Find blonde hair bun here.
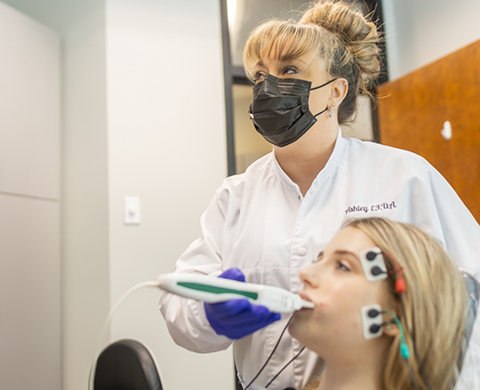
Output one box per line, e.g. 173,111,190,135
300,1,381,82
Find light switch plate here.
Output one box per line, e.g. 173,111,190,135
124,197,140,224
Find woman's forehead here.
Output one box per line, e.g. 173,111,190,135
325,227,376,255
259,35,320,62
254,51,324,71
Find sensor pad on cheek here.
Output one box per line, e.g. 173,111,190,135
360,247,387,282
361,304,383,340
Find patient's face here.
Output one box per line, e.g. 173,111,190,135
289,226,394,358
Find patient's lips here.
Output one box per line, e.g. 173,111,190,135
298,291,314,308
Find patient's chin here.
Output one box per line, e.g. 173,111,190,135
288,315,323,349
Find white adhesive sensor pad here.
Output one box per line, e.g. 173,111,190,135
361,304,383,340
360,247,387,282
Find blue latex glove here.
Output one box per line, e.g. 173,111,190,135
204,268,281,339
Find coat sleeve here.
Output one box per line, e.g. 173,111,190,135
419,160,480,279
158,185,235,353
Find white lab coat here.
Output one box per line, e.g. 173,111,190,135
159,129,480,389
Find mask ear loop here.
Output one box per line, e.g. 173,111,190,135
310,77,337,91
310,78,337,119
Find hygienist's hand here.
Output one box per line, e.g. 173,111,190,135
204,268,281,339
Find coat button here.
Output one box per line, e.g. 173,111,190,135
297,247,306,256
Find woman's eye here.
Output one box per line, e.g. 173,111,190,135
283,66,298,75
254,72,265,82
336,261,350,272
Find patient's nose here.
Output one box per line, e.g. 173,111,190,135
299,264,319,288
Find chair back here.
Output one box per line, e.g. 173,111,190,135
94,339,163,390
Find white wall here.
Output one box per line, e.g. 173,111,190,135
2,0,232,389
0,2,61,389
105,1,233,389
382,0,480,80
60,3,110,390
3,3,112,389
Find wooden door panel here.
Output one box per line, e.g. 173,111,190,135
378,58,455,184
378,40,480,222
443,43,480,218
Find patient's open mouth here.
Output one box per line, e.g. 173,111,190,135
298,291,312,302
297,292,315,310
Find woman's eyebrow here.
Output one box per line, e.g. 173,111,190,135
279,58,309,67
294,58,308,65
334,250,360,262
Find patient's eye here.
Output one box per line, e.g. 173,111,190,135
336,261,350,272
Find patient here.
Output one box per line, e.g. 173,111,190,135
289,218,468,390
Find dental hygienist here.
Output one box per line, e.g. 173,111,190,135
159,1,480,389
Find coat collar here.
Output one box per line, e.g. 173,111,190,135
272,128,348,196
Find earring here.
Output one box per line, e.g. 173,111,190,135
329,102,335,118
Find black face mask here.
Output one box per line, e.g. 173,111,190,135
248,74,337,147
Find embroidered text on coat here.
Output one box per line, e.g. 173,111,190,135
345,201,397,215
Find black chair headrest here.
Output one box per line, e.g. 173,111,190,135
94,339,163,390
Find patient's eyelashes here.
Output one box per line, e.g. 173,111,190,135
336,261,350,272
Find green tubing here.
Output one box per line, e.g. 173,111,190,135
177,282,259,300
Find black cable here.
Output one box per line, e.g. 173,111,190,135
400,294,433,390
265,346,306,388
406,361,421,390
244,316,294,390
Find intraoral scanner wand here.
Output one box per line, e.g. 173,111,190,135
157,273,315,313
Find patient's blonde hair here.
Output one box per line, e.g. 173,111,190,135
345,218,468,390
244,0,382,124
